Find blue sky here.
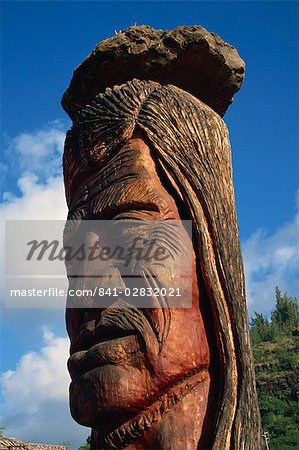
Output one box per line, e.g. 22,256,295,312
1,1,298,447
2,1,298,235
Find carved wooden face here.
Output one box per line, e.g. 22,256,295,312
65,132,209,430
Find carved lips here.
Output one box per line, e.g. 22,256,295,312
68,331,140,380
67,299,159,381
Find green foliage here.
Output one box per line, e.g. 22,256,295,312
76,287,298,450
250,312,272,344
276,347,298,370
0,425,6,436
78,436,91,450
258,393,299,449
251,287,299,449
271,287,299,331
251,287,298,345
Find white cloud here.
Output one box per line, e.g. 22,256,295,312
0,123,68,302
0,174,66,221
0,328,89,448
0,122,298,446
1,121,68,220
5,121,65,183
0,124,84,445
242,211,299,317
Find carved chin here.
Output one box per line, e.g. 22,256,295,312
69,364,154,428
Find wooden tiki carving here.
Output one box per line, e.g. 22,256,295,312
62,26,262,449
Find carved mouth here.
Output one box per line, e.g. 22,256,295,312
70,321,133,355
68,332,140,380
70,299,161,354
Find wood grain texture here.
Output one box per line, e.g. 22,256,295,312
61,25,245,120
63,79,262,448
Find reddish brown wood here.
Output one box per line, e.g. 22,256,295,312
62,26,262,450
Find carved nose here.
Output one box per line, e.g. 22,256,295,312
66,264,126,342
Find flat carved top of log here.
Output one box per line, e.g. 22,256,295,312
62,25,245,120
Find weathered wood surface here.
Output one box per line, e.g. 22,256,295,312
62,25,245,120
62,26,261,450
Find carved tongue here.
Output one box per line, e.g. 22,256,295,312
68,334,140,380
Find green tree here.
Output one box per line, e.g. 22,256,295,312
258,393,298,449
250,287,298,344
271,287,298,331
250,311,272,344
251,288,299,450
78,436,91,450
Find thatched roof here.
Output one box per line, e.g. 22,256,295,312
0,437,66,450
